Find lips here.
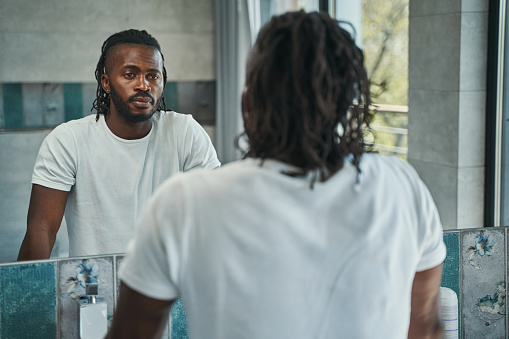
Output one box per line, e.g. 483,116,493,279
130,96,153,108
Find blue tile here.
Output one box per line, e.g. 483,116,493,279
461,229,506,338
64,83,83,122
0,261,57,338
3,83,23,129
442,231,460,296
164,82,178,111
171,298,189,339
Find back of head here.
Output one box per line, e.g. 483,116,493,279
243,11,372,180
92,29,168,118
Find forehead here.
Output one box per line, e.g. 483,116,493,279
105,43,163,72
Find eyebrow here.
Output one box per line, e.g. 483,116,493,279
122,65,162,74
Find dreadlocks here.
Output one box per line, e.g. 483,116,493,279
242,11,373,181
92,29,168,120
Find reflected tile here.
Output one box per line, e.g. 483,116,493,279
461,229,506,338
0,261,57,338
171,298,189,339
58,256,114,338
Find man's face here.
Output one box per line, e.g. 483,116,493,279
101,44,164,123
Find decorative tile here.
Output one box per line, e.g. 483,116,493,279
461,229,506,338
22,83,44,127
171,298,189,339
42,83,64,127
0,261,57,339
58,256,114,338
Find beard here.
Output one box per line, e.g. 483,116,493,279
109,84,162,123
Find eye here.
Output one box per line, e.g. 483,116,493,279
149,74,160,80
124,73,135,79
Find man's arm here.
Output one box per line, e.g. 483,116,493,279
408,264,444,339
106,282,175,339
17,184,69,261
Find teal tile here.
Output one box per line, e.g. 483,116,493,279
64,83,83,122
164,82,178,111
442,231,460,296
42,84,64,127
3,83,23,129
0,261,57,338
171,298,189,339
0,84,4,128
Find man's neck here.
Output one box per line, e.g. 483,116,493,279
104,113,153,140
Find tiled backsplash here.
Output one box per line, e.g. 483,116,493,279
1,227,508,339
0,81,216,131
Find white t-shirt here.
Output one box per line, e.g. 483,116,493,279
32,111,220,257
119,154,446,339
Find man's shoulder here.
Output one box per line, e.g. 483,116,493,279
47,114,99,139
153,110,191,124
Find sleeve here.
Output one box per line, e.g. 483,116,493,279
181,115,221,171
412,169,447,272
31,124,77,191
118,176,188,300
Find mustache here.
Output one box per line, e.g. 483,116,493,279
129,93,154,102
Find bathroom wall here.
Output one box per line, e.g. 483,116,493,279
408,0,488,229
0,0,216,264
0,227,507,338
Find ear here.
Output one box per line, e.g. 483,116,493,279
101,74,110,94
241,87,251,122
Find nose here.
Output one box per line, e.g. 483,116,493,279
135,76,150,92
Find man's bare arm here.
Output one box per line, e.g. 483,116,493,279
17,184,69,261
106,282,175,339
408,264,444,339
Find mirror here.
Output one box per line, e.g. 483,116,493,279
0,0,217,263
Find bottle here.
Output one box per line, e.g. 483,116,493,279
439,287,458,339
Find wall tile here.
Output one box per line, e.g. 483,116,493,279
58,256,115,338
459,12,489,91
127,0,214,34
461,229,506,338
177,81,216,125
0,131,48,182
409,15,461,91
458,91,486,167
3,83,23,129
457,167,485,228
82,83,98,117
165,82,179,111
22,83,44,127
0,0,129,33
157,33,215,81
462,0,490,13
0,261,57,338
0,83,4,128
408,89,459,166
408,160,458,229
64,83,84,122
42,83,65,127
0,32,103,83
409,0,460,18
171,298,189,339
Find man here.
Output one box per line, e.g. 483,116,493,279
17,29,220,260
108,12,445,339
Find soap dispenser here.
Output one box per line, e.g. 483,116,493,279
77,282,107,339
